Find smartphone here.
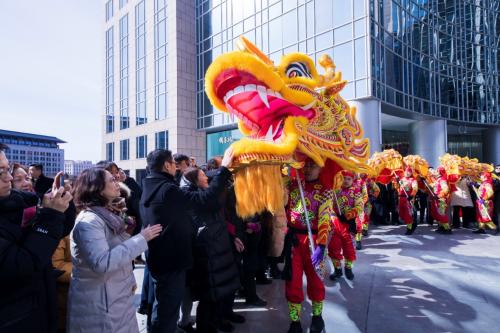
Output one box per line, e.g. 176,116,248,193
60,175,65,188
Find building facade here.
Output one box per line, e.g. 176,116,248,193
64,160,94,176
102,0,204,182
0,129,65,177
196,0,500,166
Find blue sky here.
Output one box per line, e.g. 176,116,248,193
0,1,102,162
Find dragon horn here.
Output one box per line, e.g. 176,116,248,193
236,36,274,66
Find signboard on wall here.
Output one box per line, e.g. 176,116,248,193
206,129,243,159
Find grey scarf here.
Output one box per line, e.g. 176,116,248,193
89,206,127,235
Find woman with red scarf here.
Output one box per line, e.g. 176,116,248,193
431,166,451,234
473,172,497,234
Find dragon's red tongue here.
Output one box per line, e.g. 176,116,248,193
226,91,315,139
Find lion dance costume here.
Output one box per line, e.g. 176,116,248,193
204,36,371,333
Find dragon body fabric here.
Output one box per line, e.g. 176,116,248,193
205,37,370,218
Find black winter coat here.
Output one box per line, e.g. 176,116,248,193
140,168,231,278
124,176,143,234
183,184,240,302
0,190,68,333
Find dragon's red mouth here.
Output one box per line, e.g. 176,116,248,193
213,69,315,141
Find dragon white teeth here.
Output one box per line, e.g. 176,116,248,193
257,85,270,108
244,84,257,92
265,126,274,141
234,85,245,95
224,89,234,103
301,100,316,110
272,120,282,138
230,113,235,122
275,92,283,99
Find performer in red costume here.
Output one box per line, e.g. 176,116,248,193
284,159,332,333
397,166,418,235
328,170,363,281
353,174,368,250
431,166,451,234
472,172,497,234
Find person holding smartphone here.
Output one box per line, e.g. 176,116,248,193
0,143,73,333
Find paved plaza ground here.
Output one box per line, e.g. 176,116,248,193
134,224,500,333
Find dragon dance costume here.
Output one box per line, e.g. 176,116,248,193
474,172,497,232
430,166,451,232
328,170,363,280
284,177,332,332
397,167,418,232
353,176,368,249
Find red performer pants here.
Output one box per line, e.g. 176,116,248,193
285,234,325,304
398,196,413,225
328,219,356,263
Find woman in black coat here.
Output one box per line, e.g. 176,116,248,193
181,167,241,333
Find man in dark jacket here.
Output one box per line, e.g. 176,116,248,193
140,148,234,333
29,163,54,199
0,143,73,333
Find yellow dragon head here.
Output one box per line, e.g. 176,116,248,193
205,37,371,217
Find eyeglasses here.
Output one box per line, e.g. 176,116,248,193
0,165,13,180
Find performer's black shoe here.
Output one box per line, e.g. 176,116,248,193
329,267,343,280
344,267,354,280
362,229,368,237
405,228,412,235
473,228,486,234
356,240,362,250
287,321,303,333
309,315,325,333
444,229,452,234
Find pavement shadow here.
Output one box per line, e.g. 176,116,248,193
330,224,498,333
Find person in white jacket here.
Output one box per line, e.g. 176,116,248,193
67,168,162,333
450,177,475,229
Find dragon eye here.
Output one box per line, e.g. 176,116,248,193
286,62,312,79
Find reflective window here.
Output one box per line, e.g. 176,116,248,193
120,139,129,160
155,131,169,150
135,1,147,125
106,0,114,22
119,15,129,129
119,0,127,9
106,142,115,162
105,27,114,133
332,0,352,27
136,135,147,159
334,41,353,82
155,0,168,120
315,0,333,33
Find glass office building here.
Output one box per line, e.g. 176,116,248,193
196,0,500,165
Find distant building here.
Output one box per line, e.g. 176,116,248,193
64,160,94,176
0,129,65,177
